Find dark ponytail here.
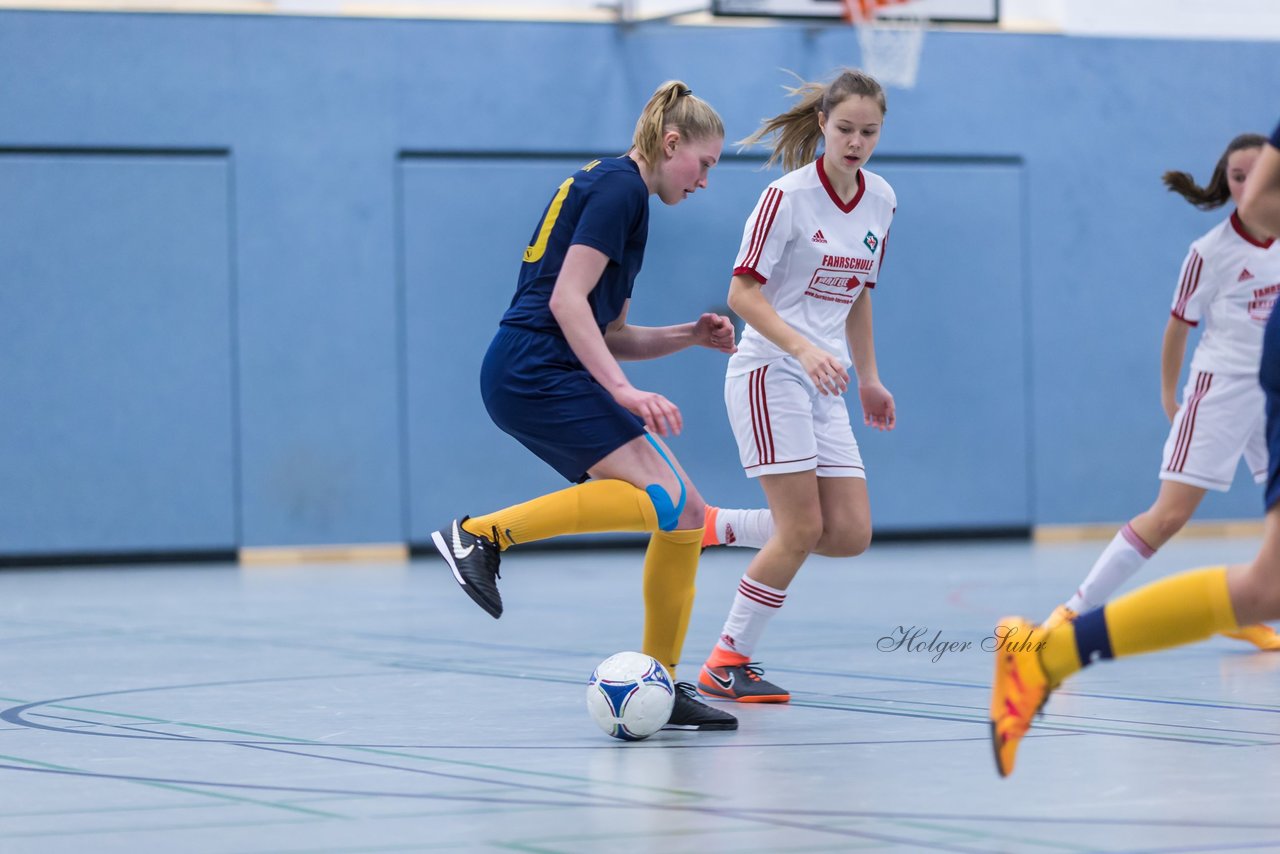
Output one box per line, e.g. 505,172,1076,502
1163,133,1267,210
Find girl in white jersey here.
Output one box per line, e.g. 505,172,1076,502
696,70,897,703
1044,133,1280,650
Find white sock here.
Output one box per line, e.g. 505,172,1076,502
713,576,787,659
1065,523,1156,612
711,507,775,549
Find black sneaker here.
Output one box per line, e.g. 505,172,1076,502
663,682,738,731
430,518,503,619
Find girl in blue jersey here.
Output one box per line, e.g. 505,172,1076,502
430,81,738,731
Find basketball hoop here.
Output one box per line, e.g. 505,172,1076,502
842,0,926,90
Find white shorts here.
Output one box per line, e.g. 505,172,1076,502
725,357,865,479
1160,370,1268,491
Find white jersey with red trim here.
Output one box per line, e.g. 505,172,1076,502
726,159,896,378
1171,211,1280,376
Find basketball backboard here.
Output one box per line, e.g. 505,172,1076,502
711,0,998,24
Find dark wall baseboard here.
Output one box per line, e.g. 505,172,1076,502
0,549,237,570
0,527,1032,570
407,526,1031,557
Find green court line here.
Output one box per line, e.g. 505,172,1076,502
461,814,889,852
0,752,342,819
246,843,470,854
377,804,560,822
0,801,232,819
0,816,321,841
890,818,1100,852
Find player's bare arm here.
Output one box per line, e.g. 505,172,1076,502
1160,315,1191,421
1240,141,1280,237
846,293,895,431
604,303,736,360
728,273,849,395
550,244,682,436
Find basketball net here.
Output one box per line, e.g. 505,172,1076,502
842,0,926,90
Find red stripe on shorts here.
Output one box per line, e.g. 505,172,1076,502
1170,372,1212,473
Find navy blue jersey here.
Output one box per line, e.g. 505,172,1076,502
1264,125,1280,510
1263,278,1280,510
501,157,649,336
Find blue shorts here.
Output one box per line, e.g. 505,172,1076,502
1262,307,1280,510
480,324,646,483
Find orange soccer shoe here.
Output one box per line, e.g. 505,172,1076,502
698,661,790,703
1220,623,1280,651
989,617,1052,778
1041,604,1078,632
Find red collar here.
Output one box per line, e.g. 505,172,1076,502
816,156,866,213
1231,210,1275,249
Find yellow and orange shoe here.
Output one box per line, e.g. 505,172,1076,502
1220,623,1280,651
1041,604,1078,632
989,617,1052,778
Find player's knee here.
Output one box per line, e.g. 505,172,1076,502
778,518,824,555
645,474,701,532
677,493,707,531
645,481,684,531
818,524,871,558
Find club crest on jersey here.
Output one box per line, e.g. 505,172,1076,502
863,231,879,252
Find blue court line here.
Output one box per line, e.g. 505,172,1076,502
0,687,1108,850
0,763,1010,854
347,632,1280,717
5,712,1269,847
16,645,1269,751
739,809,1280,830
788,698,1270,747
777,665,1280,714
23,710,1004,750
803,691,1280,742
1116,842,1280,854
386,655,1279,743
1,689,709,798
3,760,1278,837
890,817,1097,853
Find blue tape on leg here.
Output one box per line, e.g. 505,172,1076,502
645,485,680,531
643,434,687,531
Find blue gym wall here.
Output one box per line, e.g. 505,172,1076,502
2,10,1277,554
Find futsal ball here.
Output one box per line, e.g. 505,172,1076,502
586,651,675,741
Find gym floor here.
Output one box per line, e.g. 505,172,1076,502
1,535,1277,853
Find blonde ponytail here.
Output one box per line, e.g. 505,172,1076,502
632,80,724,166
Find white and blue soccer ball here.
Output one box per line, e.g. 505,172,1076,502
586,651,675,741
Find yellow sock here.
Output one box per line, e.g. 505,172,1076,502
1040,566,1238,685
462,479,659,550
641,527,704,679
